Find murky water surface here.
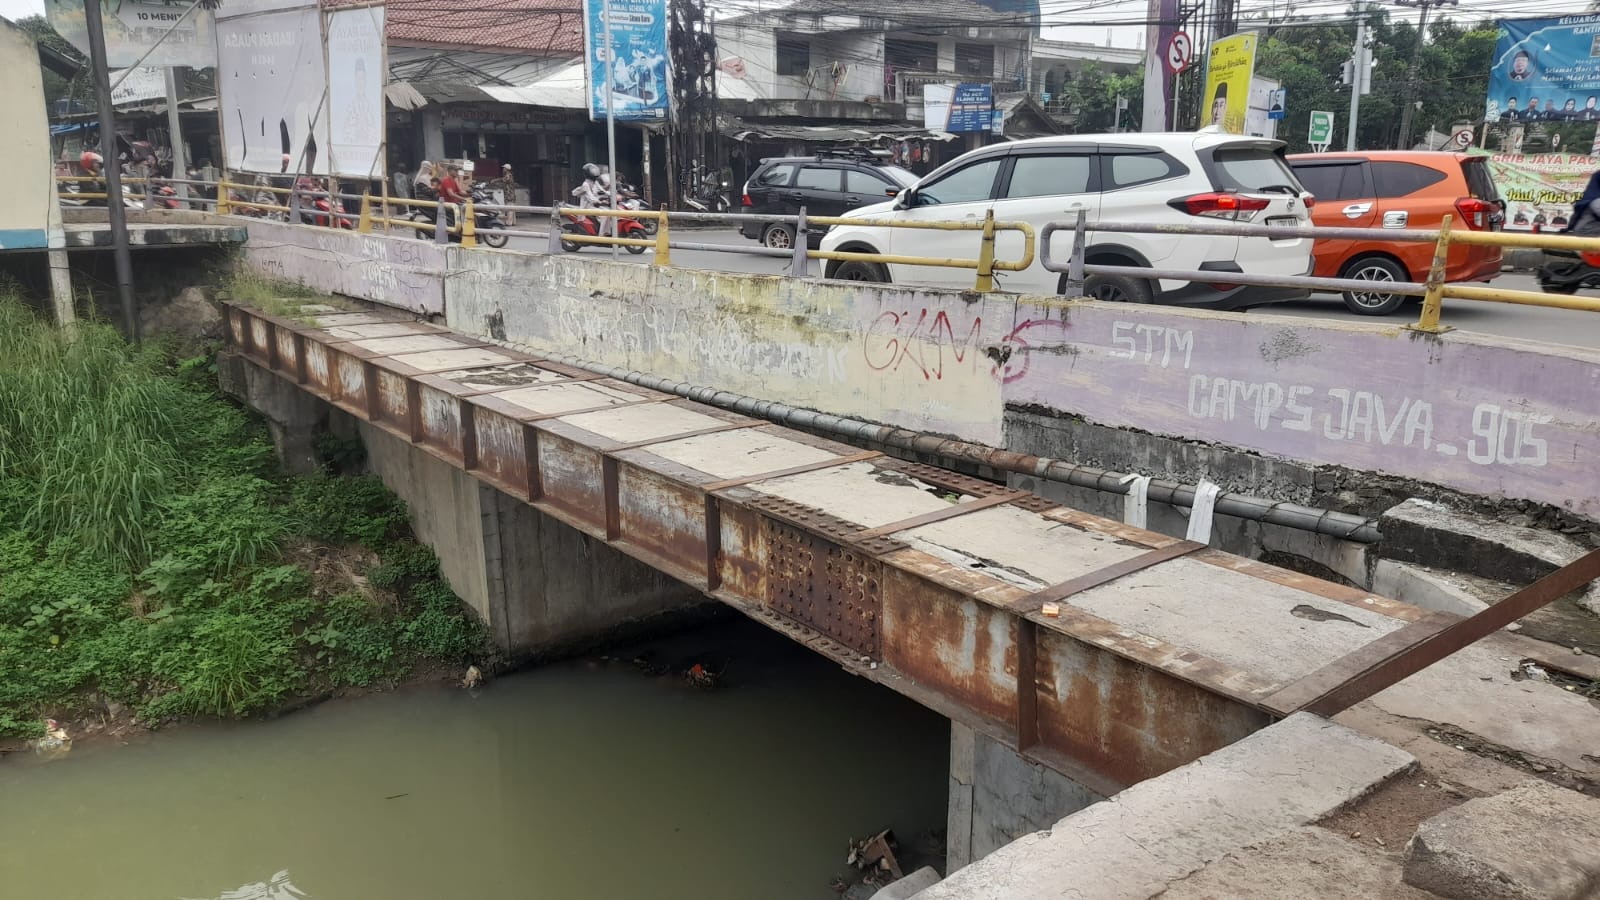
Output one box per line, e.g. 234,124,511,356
0,620,948,900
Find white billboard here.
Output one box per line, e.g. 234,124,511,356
46,0,216,69
326,6,386,178
217,5,330,175
111,67,166,107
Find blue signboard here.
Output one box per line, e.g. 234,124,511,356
946,83,994,133
1484,15,1600,124
583,0,671,122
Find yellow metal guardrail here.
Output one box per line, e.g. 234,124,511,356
549,205,672,265
1412,215,1600,332
805,211,1037,292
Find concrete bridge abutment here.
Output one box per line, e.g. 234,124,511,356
218,349,706,658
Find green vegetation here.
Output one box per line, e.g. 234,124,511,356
0,293,485,739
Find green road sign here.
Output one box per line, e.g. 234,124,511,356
1309,110,1335,146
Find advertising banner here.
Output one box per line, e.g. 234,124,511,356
110,66,166,107
1477,150,1596,230
946,83,994,133
1202,33,1257,134
327,6,386,178
217,5,330,175
45,0,216,69
582,0,671,122
1484,16,1600,124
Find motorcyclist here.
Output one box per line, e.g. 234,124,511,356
571,163,602,208
79,151,107,206
1561,169,1600,236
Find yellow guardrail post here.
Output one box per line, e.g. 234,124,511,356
974,210,997,291
654,204,671,266
217,175,231,215
461,199,478,248
358,193,373,233
1411,213,1455,334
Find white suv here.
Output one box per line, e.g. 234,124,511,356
819,132,1314,309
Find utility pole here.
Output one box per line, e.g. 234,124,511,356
1346,17,1370,150
1394,0,1457,150
83,0,138,342
163,66,187,203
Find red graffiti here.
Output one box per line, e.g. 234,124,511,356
990,318,1067,385
863,309,985,381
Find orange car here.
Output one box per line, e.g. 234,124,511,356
1287,151,1504,315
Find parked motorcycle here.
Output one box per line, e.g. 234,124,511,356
682,165,730,213
1537,248,1600,294
559,205,649,254
147,179,181,211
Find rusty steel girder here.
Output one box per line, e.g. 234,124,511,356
225,303,1487,794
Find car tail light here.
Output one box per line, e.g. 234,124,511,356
1583,251,1600,267
1302,194,1316,210
1170,192,1271,221
1456,197,1494,230
741,193,753,207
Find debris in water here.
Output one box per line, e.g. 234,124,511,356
685,661,723,689
30,719,70,756
461,665,484,689
846,829,904,881
182,870,307,900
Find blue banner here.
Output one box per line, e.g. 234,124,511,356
946,83,994,133
1485,15,1600,124
583,0,671,122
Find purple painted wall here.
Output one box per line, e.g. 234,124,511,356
1007,302,1600,520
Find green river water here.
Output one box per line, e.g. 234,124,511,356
0,619,949,900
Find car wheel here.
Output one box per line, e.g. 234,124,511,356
1082,273,1154,303
1340,257,1408,315
831,260,890,283
762,225,795,250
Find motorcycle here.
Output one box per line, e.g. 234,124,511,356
617,185,657,235
559,204,649,254
1537,248,1600,294
147,180,181,211
295,181,354,229
471,184,510,248
682,165,730,213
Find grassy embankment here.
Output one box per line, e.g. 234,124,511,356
0,286,485,739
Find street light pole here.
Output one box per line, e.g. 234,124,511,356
83,0,139,341
1394,0,1457,150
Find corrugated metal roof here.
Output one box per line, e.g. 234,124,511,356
324,0,584,56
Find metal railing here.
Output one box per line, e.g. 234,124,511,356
1042,211,1600,332
55,175,1600,316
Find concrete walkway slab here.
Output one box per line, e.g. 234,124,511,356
914,714,1415,900
900,505,1151,590
1403,781,1600,900
648,429,839,479
1158,828,1433,900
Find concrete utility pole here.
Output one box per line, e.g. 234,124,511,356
83,0,139,341
1346,17,1370,151
1393,0,1458,150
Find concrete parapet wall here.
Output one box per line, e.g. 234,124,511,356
235,221,1600,522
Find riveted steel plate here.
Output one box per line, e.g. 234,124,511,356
764,517,883,658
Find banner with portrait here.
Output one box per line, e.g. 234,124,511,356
1484,16,1600,125
1202,33,1257,135
326,6,386,178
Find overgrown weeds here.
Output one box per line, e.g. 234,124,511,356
0,291,486,739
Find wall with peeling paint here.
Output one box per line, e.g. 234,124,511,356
238,225,447,315
442,248,1017,445
234,221,1600,521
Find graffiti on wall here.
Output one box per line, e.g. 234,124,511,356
240,221,446,315
1007,303,1600,518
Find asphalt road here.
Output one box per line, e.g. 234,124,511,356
493,227,1600,351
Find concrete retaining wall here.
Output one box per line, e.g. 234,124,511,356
236,221,1600,522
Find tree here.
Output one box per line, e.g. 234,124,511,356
1254,5,1502,152
1063,63,1145,133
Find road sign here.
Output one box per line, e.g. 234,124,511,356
1450,126,1474,149
1308,110,1335,147
1267,88,1286,121
1165,31,1193,75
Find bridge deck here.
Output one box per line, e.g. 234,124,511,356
226,302,1445,792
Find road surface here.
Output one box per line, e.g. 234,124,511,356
488,226,1600,351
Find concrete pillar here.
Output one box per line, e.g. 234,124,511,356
216,350,328,474
421,109,446,164
946,722,1106,872
47,249,75,328
358,421,705,657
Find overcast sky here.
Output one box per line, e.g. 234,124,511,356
1,0,42,22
